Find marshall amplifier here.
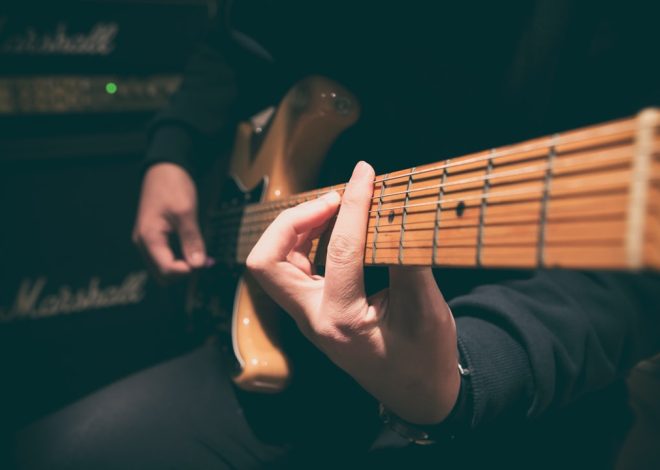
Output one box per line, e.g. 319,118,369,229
0,0,214,433
0,75,182,115
0,0,214,75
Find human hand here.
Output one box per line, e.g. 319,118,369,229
246,161,460,424
133,162,206,279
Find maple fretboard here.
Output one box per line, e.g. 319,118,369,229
217,109,660,271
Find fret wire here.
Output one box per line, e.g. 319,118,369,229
221,178,630,241
215,145,635,244
223,211,628,264
372,174,388,263
230,234,625,263
476,153,494,267
537,134,558,267
367,171,628,215
432,160,449,265
368,122,634,186
243,123,636,213
398,167,415,264
230,220,626,248
226,218,626,247
282,123,634,207
239,137,634,221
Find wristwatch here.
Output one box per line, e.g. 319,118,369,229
378,403,437,445
378,362,471,445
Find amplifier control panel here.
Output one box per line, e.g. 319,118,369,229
0,75,181,114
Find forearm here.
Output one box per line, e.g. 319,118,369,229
449,270,660,429
145,24,240,177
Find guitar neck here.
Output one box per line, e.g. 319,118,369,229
228,109,660,271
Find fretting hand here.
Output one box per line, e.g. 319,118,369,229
247,161,460,424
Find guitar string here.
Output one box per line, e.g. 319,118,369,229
215,224,627,265
225,209,627,245
228,218,627,253
227,209,627,245
212,141,629,235
227,230,627,260
213,183,628,241
225,138,633,221
210,188,628,257
243,148,630,222
234,124,636,214
218,227,623,260
208,185,630,252
255,123,635,211
206,151,631,238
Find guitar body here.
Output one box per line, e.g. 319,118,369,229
190,76,360,392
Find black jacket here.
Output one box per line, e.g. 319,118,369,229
144,0,660,465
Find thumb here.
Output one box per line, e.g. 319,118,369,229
177,213,207,268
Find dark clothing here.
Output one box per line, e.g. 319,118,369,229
13,0,660,468
146,0,660,429
9,341,643,469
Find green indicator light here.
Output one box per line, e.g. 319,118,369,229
105,82,118,94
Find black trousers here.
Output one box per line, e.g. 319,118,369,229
11,340,633,469
11,338,399,469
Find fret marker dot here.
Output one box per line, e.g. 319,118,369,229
456,201,466,217
388,211,395,223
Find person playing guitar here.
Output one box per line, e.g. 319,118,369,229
15,1,660,468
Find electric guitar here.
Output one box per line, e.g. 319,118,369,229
188,76,660,394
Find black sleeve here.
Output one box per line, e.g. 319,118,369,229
143,20,240,178
448,270,660,429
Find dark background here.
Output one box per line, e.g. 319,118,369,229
1,2,659,468
0,0,215,437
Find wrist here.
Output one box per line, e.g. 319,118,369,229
379,361,472,444
144,124,196,178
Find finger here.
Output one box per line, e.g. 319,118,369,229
175,212,207,268
324,161,375,305
140,230,192,277
246,192,340,321
247,191,341,271
291,214,334,256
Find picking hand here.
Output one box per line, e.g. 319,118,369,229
247,161,460,424
133,163,207,280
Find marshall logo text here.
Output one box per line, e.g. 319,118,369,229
0,21,118,55
0,272,148,321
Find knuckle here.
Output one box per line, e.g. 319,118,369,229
278,207,297,224
245,252,264,273
341,191,364,208
342,182,371,206
172,202,195,218
310,316,363,345
139,229,160,245
180,227,202,244
309,317,341,342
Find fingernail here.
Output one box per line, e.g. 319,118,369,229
190,252,205,267
352,161,373,179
